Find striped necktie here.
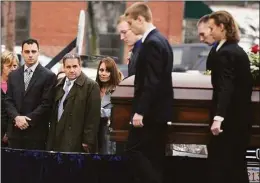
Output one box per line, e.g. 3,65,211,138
57,80,72,121
24,68,32,91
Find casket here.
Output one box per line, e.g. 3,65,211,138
110,73,260,147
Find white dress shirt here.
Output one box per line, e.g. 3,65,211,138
141,24,156,43
24,62,39,73
63,77,76,92
216,39,226,52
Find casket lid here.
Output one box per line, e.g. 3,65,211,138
120,72,212,89
112,72,260,102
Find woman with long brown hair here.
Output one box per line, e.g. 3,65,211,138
1,50,19,147
207,11,253,183
95,57,123,154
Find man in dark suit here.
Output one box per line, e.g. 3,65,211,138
117,15,142,77
5,38,56,150
124,3,173,183
207,11,253,183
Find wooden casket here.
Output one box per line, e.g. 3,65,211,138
110,73,260,147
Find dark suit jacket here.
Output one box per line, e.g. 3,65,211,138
1,89,8,139
132,29,173,125
128,39,142,77
207,41,253,135
5,64,56,141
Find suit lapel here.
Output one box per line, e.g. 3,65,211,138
24,64,43,96
18,66,25,95
54,86,65,103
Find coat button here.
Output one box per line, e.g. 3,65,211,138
69,126,72,130
69,113,72,116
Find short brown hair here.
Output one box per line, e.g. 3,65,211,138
96,57,122,90
209,10,240,42
1,50,19,73
124,2,152,22
197,14,210,26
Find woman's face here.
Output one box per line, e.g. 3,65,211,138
98,62,111,83
2,60,18,78
208,18,225,41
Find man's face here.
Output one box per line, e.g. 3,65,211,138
117,21,138,46
197,22,215,45
208,18,224,42
126,15,144,35
63,58,81,80
22,43,39,66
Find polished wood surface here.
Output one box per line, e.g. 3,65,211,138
110,73,260,147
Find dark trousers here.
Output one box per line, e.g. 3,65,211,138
98,118,109,154
207,132,250,183
125,124,167,183
8,138,46,150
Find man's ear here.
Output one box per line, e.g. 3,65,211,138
137,15,144,23
220,23,225,32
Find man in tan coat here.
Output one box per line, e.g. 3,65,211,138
47,53,100,153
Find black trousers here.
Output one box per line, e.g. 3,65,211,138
125,123,167,183
8,138,46,150
207,131,250,183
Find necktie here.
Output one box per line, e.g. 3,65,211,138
57,80,72,121
24,68,32,91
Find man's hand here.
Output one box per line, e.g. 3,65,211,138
82,143,90,153
14,116,31,130
211,120,223,136
2,133,8,144
131,113,144,128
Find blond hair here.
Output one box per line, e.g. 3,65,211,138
117,15,127,25
1,50,19,73
124,2,152,22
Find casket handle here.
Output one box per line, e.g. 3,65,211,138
167,122,209,127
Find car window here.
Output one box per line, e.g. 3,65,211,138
172,44,211,72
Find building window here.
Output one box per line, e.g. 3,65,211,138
1,2,4,28
15,1,30,45
87,2,125,63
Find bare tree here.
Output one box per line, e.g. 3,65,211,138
87,1,100,55
5,1,16,51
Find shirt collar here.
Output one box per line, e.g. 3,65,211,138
65,77,76,85
141,24,156,43
24,62,39,72
216,39,226,51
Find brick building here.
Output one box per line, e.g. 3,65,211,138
1,1,184,63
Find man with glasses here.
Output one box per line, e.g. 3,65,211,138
5,38,56,150
117,15,142,77
47,53,101,153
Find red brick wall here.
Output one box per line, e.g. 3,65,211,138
126,1,184,44
29,2,184,58
30,2,87,56
122,1,184,63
